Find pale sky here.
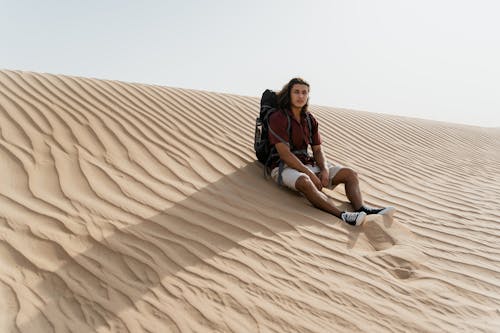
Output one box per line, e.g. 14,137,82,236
2,0,499,127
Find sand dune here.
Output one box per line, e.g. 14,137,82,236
0,69,499,333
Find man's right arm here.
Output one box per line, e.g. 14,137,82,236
275,142,323,190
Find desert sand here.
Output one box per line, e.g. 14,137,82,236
0,70,499,332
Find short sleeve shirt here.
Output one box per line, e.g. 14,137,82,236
268,109,322,169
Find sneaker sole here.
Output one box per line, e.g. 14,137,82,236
378,206,396,216
356,212,367,226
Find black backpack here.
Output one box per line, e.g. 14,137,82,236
254,89,278,165
254,89,313,175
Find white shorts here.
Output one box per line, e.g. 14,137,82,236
271,162,344,191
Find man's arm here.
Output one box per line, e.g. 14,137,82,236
312,145,327,171
275,142,322,190
312,144,329,187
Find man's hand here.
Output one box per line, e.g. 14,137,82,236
275,143,325,191
312,145,329,188
308,171,323,191
319,169,330,188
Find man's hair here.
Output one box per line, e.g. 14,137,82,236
276,77,310,113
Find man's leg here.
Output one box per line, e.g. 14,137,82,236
271,165,366,225
330,168,363,210
330,167,396,216
295,175,343,217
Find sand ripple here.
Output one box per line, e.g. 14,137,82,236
0,70,499,332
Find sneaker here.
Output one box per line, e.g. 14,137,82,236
357,205,395,216
341,211,367,226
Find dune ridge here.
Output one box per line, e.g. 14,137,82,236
0,70,499,332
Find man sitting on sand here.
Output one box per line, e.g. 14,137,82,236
268,78,394,226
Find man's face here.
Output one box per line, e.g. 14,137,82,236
290,84,309,109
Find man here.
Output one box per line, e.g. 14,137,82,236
268,78,394,226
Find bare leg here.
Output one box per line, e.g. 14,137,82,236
295,176,342,217
330,168,363,210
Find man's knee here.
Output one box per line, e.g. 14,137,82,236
295,175,315,193
348,168,358,178
337,168,359,183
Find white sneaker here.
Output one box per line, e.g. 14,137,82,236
341,211,367,226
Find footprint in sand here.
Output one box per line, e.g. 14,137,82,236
371,252,421,280
361,215,426,280
362,217,396,251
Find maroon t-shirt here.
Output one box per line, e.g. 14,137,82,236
268,109,322,169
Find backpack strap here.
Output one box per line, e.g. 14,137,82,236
288,112,312,156
306,112,314,146
268,119,290,147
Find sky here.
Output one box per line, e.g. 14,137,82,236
2,0,499,127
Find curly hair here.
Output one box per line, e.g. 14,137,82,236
276,77,310,113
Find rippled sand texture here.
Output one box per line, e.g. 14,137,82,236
0,70,499,333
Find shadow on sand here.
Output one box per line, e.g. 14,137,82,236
21,162,392,332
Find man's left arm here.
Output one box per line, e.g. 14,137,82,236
312,145,329,187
